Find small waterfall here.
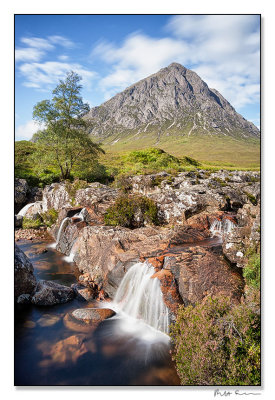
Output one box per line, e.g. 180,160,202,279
210,218,236,236
112,262,169,334
49,217,71,249
63,239,78,263
17,203,35,217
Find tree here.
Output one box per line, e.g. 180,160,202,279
32,71,104,180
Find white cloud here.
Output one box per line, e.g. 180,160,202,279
15,47,44,62
21,37,55,50
58,55,69,61
19,61,96,90
15,120,45,140
166,15,260,109
92,33,188,97
92,15,260,110
49,35,75,48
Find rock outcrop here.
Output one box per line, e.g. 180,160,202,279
15,179,29,214
14,244,37,301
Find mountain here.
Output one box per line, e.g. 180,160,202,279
85,63,260,146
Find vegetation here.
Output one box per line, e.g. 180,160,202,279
32,71,104,180
104,194,159,228
170,249,261,386
244,191,258,206
102,133,260,170
22,217,43,230
243,253,261,289
40,208,59,228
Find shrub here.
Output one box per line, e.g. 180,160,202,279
243,253,260,289
22,217,43,230
40,208,58,227
104,194,159,228
170,294,260,385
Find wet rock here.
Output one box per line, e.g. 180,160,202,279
31,280,75,306
15,178,29,213
71,283,95,301
72,308,115,323
151,268,183,318
15,244,37,300
37,314,60,327
17,293,32,304
15,215,23,228
163,245,244,305
23,320,36,328
37,334,88,367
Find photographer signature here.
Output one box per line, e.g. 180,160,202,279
214,389,261,397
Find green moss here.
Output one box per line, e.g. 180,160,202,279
22,217,43,230
104,194,159,228
243,253,260,289
244,191,258,206
40,208,58,227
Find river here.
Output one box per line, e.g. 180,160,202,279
15,239,180,386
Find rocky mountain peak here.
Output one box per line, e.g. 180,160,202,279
85,62,260,141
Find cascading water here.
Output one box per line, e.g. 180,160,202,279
111,262,169,335
49,217,71,249
63,238,78,263
17,203,35,217
210,218,236,236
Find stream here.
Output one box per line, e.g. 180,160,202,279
15,239,180,386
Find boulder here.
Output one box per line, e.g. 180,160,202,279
15,178,29,213
14,244,37,300
31,280,75,306
71,283,95,301
72,308,115,323
42,183,72,212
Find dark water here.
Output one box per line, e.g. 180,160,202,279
15,240,180,386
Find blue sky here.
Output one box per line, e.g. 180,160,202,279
15,14,260,140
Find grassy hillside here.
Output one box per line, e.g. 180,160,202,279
101,133,260,170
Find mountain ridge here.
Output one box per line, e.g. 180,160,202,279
85,62,260,145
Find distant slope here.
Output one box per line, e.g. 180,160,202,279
85,62,260,146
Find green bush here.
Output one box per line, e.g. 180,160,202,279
170,293,260,385
40,208,58,227
243,253,260,289
104,194,159,228
22,217,43,230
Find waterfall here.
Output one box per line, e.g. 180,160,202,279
112,262,169,334
17,203,35,217
210,218,236,236
49,217,71,249
63,238,78,263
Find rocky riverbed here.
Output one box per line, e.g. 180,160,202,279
14,169,260,385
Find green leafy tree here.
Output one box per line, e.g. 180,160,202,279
33,71,104,180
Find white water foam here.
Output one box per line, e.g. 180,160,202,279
109,262,169,336
17,203,35,217
48,217,71,249
63,238,78,263
210,218,236,236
